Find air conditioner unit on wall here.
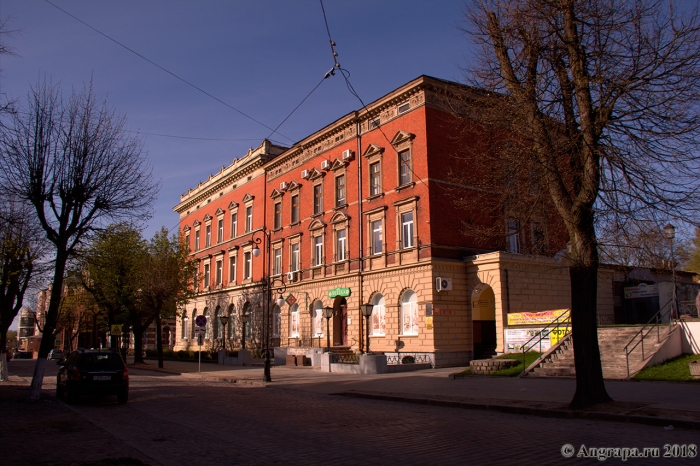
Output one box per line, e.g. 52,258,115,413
320,160,330,170
301,169,310,179
280,181,289,190
436,277,452,292
341,149,354,160
287,271,297,282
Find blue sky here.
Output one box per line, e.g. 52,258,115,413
2,0,472,326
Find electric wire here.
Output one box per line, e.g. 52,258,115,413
44,0,293,143
265,75,328,141
125,130,282,143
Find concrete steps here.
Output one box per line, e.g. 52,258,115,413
527,326,674,379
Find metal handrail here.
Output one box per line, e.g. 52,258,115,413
520,309,571,373
624,299,676,377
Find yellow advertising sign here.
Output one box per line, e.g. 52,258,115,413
425,316,433,330
110,325,123,336
507,309,569,326
549,326,571,345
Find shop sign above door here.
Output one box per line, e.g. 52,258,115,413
328,287,351,299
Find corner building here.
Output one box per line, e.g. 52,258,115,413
173,76,568,367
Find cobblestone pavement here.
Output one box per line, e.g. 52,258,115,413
3,361,699,465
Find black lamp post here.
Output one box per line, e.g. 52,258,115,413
664,223,677,319
251,229,286,383
323,306,333,352
219,314,229,354
240,311,248,350
360,303,374,354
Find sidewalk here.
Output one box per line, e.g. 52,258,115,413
128,358,700,429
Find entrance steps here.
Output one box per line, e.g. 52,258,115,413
330,346,354,356
525,326,676,379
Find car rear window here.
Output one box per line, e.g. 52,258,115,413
79,353,124,371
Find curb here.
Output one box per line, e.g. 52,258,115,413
335,391,700,431
127,365,182,375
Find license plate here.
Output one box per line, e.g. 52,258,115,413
93,375,111,381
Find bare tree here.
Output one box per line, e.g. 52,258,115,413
461,0,700,408
0,80,157,400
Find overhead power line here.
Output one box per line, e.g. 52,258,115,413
44,0,293,143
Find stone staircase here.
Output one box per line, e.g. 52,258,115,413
526,326,676,379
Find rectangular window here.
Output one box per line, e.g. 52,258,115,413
229,256,237,284
313,184,323,215
230,213,238,238
244,251,252,279
335,175,345,207
291,243,299,272
314,236,323,267
273,247,282,275
274,201,282,230
195,230,200,251
290,309,299,337
507,219,520,254
371,220,383,255
369,162,381,196
401,212,414,249
313,308,323,336
215,260,222,285
291,194,299,223
337,229,346,261
217,219,224,243
369,117,380,129
205,224,211,247
245,206,253,232
402,300,418,335
399,150,411,186
203,263,210,289
185,234,190,252
397,102,411,115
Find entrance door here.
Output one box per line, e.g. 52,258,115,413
472,284,496,358
332,297,348,346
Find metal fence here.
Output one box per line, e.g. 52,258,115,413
385,352,434,367
330,353,360,364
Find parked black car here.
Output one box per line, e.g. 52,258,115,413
56,349,129,404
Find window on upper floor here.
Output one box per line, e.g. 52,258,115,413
507,219,520,254
335,175,345,207
397,101,411,115
244,251,252,279
203,263,210,289
369,162,381,196
195,230,200,251
313,184,323,215
215,259,223,285
401,212,414,249
336,228,347,262
371,219,383,255
205,224,212,248
369,117,380,129
399,149,412,186
231,212,238,238
291,194,299,223
273,247,282,275
313,235,323,267
274,201,282,230
290,243,300,272
245,206,253,232
229,255,237,284
185,233,190,252
217,218,224,243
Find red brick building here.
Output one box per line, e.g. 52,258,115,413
173,76,571,366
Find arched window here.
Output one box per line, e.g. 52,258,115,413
242,302,252,341
191,309,197,338
372,293,386,336
182,315,189,339
400,290,418,335
312,300,323,337
214,306,222,339
227,304,236,341
203,307,210,339
289,303,299,338
272,305,281,338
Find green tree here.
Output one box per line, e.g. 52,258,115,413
687,229,700,274
137,228,197,367
462,0,700,408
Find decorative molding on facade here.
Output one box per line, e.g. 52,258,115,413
193,220,201,227
329,158,348,171
393,195,420,207
242,193,255,203
228,201,239,210
329,211,350,224
307,168,326,181
287,180,302,191
308,218,327,231
215,208,225,216
362,144,384,158
203,214,212,222
269,188,285,199
391,130,416,147
183,225,191,232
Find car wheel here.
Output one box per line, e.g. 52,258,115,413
117,389,128,404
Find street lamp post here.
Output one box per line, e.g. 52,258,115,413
251,229,287,383
240,312,248,350
664,223,677,319
360,303,374,355
323,306,333,353
219,314,229,354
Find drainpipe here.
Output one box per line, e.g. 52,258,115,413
355,113,364,352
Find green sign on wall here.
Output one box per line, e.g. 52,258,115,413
328,287,351,298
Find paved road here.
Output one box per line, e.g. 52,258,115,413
4,360,697,466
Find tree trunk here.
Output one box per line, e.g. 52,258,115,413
156,311,164,369
29,250,68,400
0,330,8,382
568,224,612,409
133,327,145,364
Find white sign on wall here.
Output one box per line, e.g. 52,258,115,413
624,283,659,299
505,328,551,352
